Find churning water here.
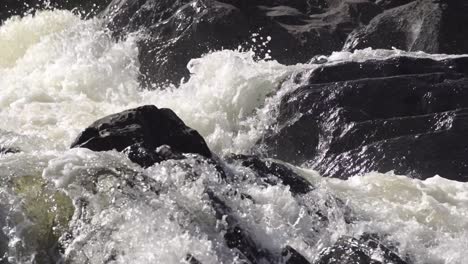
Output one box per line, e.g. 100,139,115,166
0,10,467,264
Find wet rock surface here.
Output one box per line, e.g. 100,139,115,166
344,0,468,54
206,158,333,263
226,154,314,195
282,246,311,264
71,105,211,167
100,0,382,86
206,189,276,263
264,56,468,181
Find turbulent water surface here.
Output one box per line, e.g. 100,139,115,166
1,10,467,264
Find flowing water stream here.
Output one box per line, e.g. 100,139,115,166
0,10,467,264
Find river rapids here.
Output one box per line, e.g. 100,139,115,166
0,10,467,264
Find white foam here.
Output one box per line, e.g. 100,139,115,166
325,47,468,63
41,149,231,264
139,51,311,154
303,170,468,264
0,11,140,150
0,10,310,154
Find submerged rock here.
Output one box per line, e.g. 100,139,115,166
226,154,314,195
263,56,468,181
4,175,75,264
206,189,276,263
101,0,382,86
0,147,20,155
282,246,311,264
185,254,202,264
344,0,468,54
71,105,211,167
123,144,186,168
200,155,351,263
316,235,407,264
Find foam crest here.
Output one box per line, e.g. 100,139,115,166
326,47,468,63
140,51,309,154
306,171,468,264
0,10,80,68
0,11,140,149
0,11,307,154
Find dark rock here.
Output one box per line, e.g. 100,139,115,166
344,0,468,54
123,144,185,168
101,0,382,86
316,235,407,264
224,154,355,229
0,147,20,155
0,0,111,23
282,246,311,264
305,56,468,84
71,105,211,167
102,0,250,86
263,56,468,181
319,110,468,180
262,114,320,165
206,189,275,263
226,154,313,195
186,254,202,264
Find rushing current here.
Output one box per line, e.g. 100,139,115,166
1,10,467,264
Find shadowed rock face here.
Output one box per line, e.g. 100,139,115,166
281,246,311,264
263,56,468,181
100,0,382,86
71,105,211,167
344,0,468,54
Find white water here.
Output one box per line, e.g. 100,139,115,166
1,10,467,264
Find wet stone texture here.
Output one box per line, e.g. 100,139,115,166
263,56,468,181
101,0,382,86
71,105,212,167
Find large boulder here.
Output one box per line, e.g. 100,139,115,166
344,0,468,54
100,0,382,86
206,189,277,263
71,105,211,167
262,56,468,181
